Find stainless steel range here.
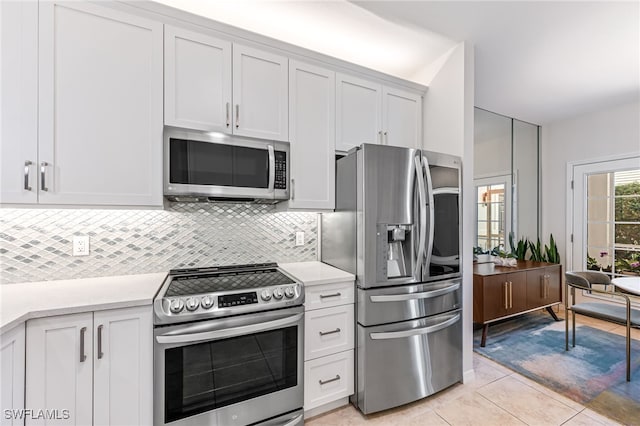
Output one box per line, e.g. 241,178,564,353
153,263,305,426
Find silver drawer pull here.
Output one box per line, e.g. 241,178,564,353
319,375,340,385
80,326,87,363
319,328,341,336
319,292,341,299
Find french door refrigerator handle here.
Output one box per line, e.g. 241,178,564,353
369,282,460,303
369,313,461,340
422,155,435,275
413,155,427,278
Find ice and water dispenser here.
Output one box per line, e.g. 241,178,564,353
377,224,413,280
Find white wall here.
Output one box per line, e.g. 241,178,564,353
540,100,640,272
422,41,475,383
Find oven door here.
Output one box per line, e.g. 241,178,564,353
154,306,304,426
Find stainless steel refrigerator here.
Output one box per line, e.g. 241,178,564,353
322,143,462,415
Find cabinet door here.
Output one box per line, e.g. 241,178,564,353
546,265,562,303
481,275,510,321
288,61,335,209
335,73,382,152
165,26,232,132
508,271,528,313
382,87,422,149
526,268,548,309
26,313,93,426
38,2,163,206
1,324,25,426
94,306,153,426
232,44,288,141
0,0,38,204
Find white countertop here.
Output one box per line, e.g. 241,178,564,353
0,272,167,334
279,261,354,286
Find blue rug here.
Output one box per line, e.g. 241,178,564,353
474,314,640,424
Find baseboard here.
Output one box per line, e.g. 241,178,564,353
304,397,349,420
462,368,476,384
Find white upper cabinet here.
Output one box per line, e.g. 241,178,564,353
336,73,423,152
164,26,232,132
383,87,423,149
336,73,382,152
37,1,163,206
288,61,335,210
233,44,289,141
0,1,38,204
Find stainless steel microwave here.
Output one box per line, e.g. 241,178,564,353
164,128,289,203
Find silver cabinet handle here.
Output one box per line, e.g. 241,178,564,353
226,102,230,127
377,130,382,144
291,178,295,200
319,375,340,385
97,324,104,359
40,161,49,191
384,131,388,145
24,161,33,191
319,328,341,336
80,326,87,362
235,104,239,128
370,283,459,303
319,292,341,299
370,313,460,340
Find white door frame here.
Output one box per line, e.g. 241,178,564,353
566,153,640,272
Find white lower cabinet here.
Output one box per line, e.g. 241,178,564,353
304,350,354,410
304,280,354,414
25,306,152,425
1,324,26,426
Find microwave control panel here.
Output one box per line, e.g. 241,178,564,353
274,151,287,190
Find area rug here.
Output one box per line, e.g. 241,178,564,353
473,314,640,425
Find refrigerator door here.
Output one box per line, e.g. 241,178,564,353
421,151,462,282
358,144,423,288
354,310,462,414
357,278,461,326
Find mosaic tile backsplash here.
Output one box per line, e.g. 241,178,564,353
0,203,318,284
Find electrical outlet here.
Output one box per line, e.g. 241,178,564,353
295,231,305,246
72,236,90,256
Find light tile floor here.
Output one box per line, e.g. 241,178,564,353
306,309,633,426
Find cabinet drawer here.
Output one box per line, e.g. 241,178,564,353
304,350,354,410
305,304,354,361
305,281,354,311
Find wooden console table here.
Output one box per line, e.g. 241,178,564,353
473,260,562,347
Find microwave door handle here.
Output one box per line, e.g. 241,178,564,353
413,155,427,278
422,155,435,276
156,312,303,345
268,145,275,192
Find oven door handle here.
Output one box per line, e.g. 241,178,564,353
369,313,460,340
156,312,303,345
369,282,459,303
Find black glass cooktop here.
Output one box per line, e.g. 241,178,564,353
165,266,294,297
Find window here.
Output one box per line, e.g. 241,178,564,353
585,170,640,277
476,184,506,251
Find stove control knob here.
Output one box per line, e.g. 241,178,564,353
201,295,214,309
169,299,185,314
273,288,284,300
261,289,272,301
284,287,295,299
185,298,200,311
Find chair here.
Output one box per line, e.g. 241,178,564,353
565,271,640,381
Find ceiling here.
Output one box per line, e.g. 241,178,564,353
154,0,640,126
